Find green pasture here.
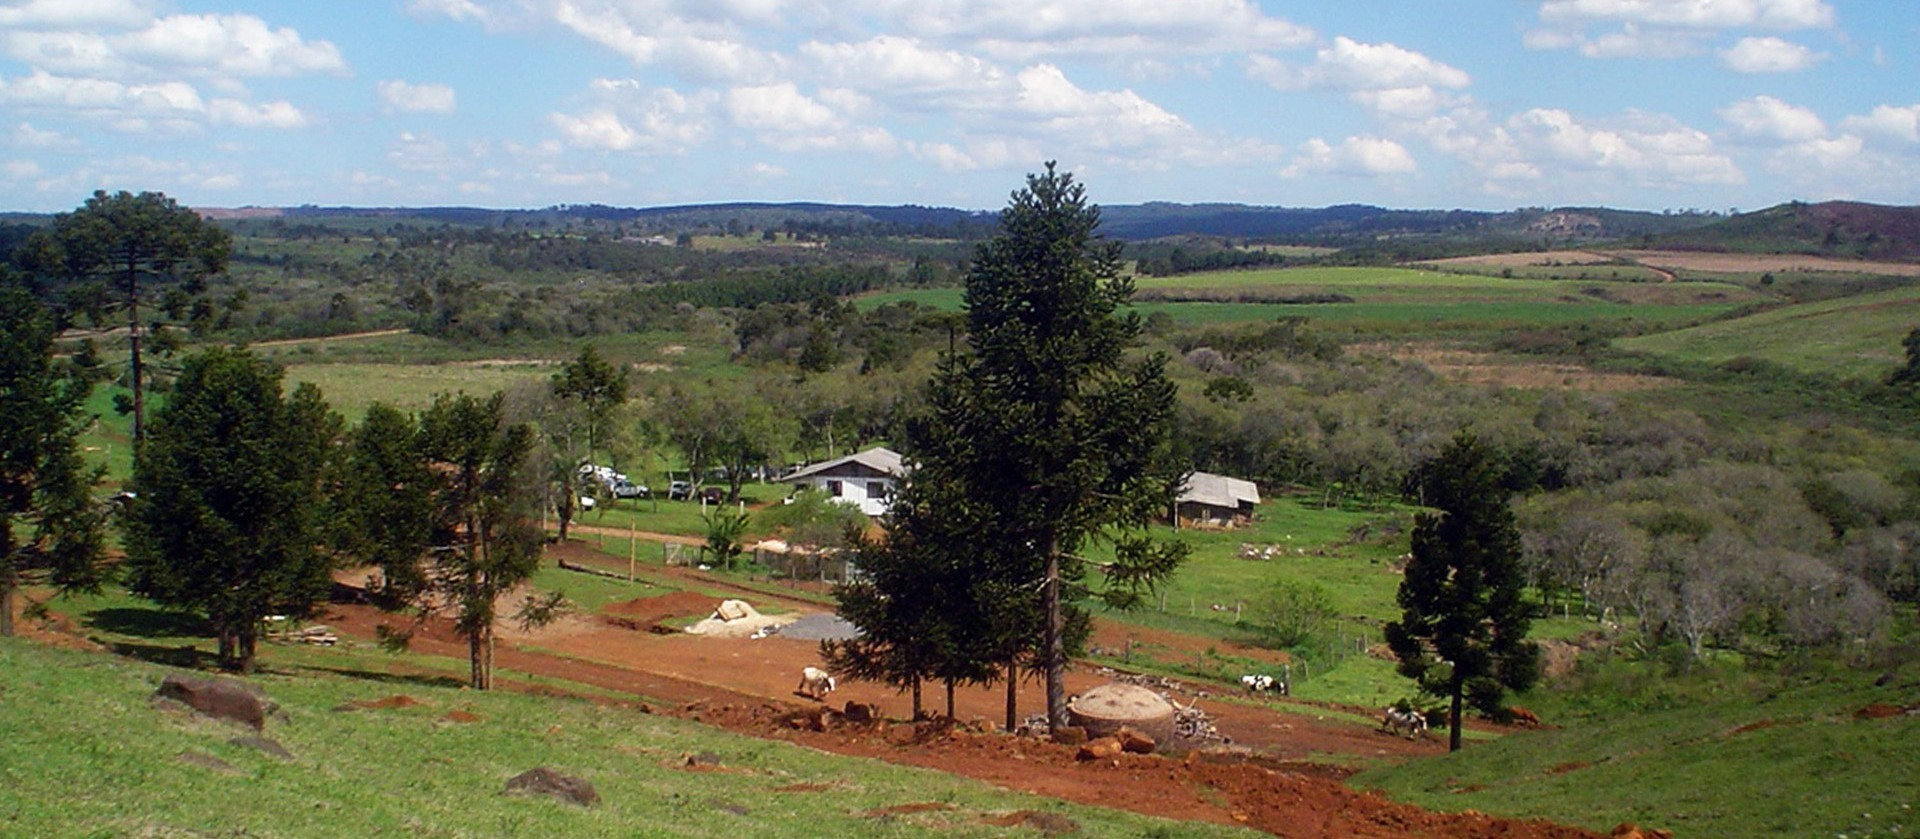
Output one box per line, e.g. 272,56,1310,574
283,362,553,419
1354,658,1920,837
0,639,1254,839
1617,285,1920,381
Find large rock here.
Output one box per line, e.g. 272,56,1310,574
153,674,277,731
504,767,599,807
1067,683,1175,744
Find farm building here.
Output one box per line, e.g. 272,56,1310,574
777,446,905,516
1174,471,1260,528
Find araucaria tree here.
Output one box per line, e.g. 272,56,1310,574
0,287,108,637
124,348,339,672
1385,434,1541,751
20,191,232,441
919,163,1188,730
416,392,546,690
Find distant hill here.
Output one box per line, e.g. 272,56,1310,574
1648,201,1920,262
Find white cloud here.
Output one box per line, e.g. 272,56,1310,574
117,14,346,78
3,159,44,179
11,121,70,148
388,131,483,173
1538,0,1835,31
1249,37,1469,93
1579,23,1702,58
1719,95,1826,141
1843,105,1920,144
800,36,1002,105
548,82,710,153
1506,108,1743,185
726,83,839,132
0,70,201,117
405,0,492,23
853,0,1314,58
1721,36,1824,72
0,0,153,29
379,80,458,114
1283,136,1417,178
208,98,310,129
550,1,783,84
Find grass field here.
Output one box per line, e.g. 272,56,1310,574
1352,658,1920,837
1616,284,1920,381
0,638,1253,838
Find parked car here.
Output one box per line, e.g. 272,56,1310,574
667,480,694,501
610,480,648,499
700,486,726,504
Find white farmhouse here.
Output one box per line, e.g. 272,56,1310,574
777,447,906,516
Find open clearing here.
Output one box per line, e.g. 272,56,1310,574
1349,344,1676,392
1601,249,1920,277
1617,284,1920,381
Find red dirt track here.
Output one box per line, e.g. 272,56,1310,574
18,538,1597,839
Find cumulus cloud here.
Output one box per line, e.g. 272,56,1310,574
548,82,710,153
1249,37,1469,93
850,0,1314,58
800,36,1002,105
11,121,70,148
1843,104,1920,144
379,80,458,114
0,0,153,29
1719,95,1827,141
1282,136,1417,178
1721,36,1824,72
119,14,346,77
1505,108,1743,185
208,98,310,129
1537,0,1835,31
550,1,783,84
1577,23,1702,58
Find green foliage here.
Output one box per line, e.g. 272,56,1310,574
123,347,339,672
752,489,868,549
700,505,751,570
1248,579,1335,648
21,190,233,440
1385,434,1540,750
0,287,108,637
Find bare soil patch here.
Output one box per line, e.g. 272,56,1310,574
1601,250,1920,277
1422,251,1616,269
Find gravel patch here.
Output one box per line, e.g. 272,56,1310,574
774,614,863,641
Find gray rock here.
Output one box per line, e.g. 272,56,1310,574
229,734,294,760
154,674,277,731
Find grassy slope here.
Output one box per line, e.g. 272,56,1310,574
1351,661,1920,837
1617,285,1920,382
0,638,1252,839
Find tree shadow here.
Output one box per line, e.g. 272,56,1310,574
107,640,211,669
305,666,467,691
86,607,213,639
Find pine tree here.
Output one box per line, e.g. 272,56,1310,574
123,347,339,672
1385,433,1541,751
0,287,108,637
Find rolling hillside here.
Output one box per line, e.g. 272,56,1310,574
1650,201,1920,262
1616,285,1920,381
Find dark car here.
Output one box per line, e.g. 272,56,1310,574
700,486,726,504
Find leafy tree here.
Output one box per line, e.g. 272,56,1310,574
917,163,1189,730
700,506,752,570
1385,434,1540,751
415,392,548,690
337,403,436,596
1248,579,1334,648
123,348,339,672
1888,326,1920,388
550,344,629,459
0,287,108,637
20,191,232,440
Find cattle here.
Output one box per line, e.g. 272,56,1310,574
796,666,836,701
1507,706,1542,727
1380,707,1427,739
1240,674,1276,693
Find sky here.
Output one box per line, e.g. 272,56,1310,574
1,0,1917,214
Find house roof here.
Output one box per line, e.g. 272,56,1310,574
778,447,906,483
1177,471,1260,509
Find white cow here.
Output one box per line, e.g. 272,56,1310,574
797,666,836,701
1240,674,1275,693
1380,707,1427,739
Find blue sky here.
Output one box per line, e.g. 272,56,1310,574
2,0,1916,213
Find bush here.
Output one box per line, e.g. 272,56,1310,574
1248,579,1335,648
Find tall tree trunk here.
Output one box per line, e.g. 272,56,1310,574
910,675,922,720
1,567,15,638
1004,659,1018,731
945,678,955,719
1043,537,1067,732
238,623,258,674
126,260,144,442
470,623,486,689
217,624,236,670
1449,680,1464,752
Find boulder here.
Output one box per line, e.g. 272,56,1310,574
1115,726,1157,755
1075,737,1123,761
714,599,753,622
1050,725,1088,746
154,674,276,731
504,767,599,807
842,701,877,725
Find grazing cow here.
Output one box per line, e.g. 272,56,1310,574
796,666,836,701
1507,706,1541,727
1240,674,1275,693
1380,707,1427,739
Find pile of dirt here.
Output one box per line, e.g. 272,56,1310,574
602,592,723,628
684,599,796,638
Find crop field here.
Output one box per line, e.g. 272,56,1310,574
283,361,555,419
1604,249,1920,278
1616,284,1920,381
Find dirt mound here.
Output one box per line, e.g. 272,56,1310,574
602,592,721,627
